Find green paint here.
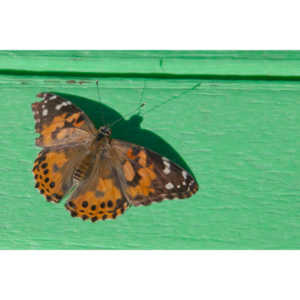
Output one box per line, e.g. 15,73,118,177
1,51,300,249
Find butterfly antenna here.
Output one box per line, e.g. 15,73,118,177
109,102,146,129
142,81,201,116
96,80,107,126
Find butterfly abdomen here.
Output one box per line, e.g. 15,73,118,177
73,154,94,182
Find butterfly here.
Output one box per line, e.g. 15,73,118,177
32,92,198,222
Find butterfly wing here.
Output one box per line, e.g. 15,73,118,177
33,146,89,202
32,93,97,148
65,138,197,222
65,150,130,222
32,93,95,202
111,139,198,206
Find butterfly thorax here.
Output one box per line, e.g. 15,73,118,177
93,126,112,157
96,126,112,141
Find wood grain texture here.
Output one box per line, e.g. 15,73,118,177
1,51,300,249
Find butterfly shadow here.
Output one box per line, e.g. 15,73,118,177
54,92,196,179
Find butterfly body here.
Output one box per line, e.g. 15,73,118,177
32,93,198,222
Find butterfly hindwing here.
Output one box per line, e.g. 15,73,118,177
112,139,199,206
32,93,96,147
33,146,88,203
65,153,130,222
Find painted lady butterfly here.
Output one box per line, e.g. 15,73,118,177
32,93,198,222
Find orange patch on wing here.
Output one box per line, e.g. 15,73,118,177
97,178,122,202
127,149,147,167
127,148,136,160
137,150,147,167
65,178,128,222
40,113,67,145
66,112,85,127
123,160,135,181
46,151,68,168
32,151,69,203
39,113,85,146
127,164,157,198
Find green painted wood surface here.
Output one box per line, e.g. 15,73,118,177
1,51,300,249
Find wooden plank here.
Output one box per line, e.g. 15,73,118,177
1,50,300,77
1,51,300,249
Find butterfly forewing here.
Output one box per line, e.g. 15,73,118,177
32,93,96,147
112,139,198,206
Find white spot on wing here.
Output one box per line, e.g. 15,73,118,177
56,101,71,110
162,157,171,175
182,170,188,179
165,182,174,190
42,109,48,116
49,95,57,100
